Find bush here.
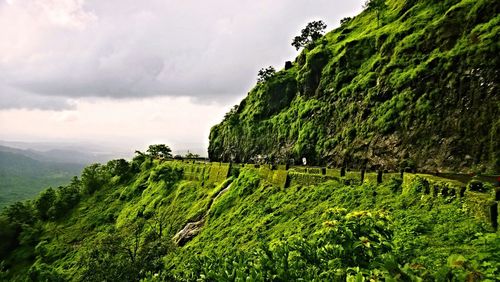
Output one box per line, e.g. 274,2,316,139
149,164,183,189
176,208,394,280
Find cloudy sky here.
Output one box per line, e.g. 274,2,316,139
0,0,364,156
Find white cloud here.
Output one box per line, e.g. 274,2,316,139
0,0,365,105
34,0,97,29
51,111,79,122
0,0,365,152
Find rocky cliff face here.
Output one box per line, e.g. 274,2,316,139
209,0,500,173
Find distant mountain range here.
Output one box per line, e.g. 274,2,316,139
0,143,122,210
0,140,125,164
0,141,208,209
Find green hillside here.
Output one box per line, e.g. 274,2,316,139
208,0,500,173
0,156,498,281
1,0,500,280
0,151,84,210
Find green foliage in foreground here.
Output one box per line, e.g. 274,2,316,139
1,157,498,281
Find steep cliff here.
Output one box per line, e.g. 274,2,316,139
208,0,500,173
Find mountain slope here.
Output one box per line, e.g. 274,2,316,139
0,150,84,209
208,0,500,173
0,159,498,281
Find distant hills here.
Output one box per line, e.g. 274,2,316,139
0,144,110,209
0,141,205,209
0,140,122,164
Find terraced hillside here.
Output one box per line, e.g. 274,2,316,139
1,158,498,281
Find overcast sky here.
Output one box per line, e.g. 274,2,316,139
0,0,364,155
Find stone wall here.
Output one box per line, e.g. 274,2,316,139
402,174,498,228
177,161,230,187
175,160,499,228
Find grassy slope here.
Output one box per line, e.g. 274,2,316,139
208,0,500,173
2,161,225,280
3,161,498,280
169,169,497,278
0,151,84,210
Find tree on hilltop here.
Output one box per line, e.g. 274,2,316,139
146,144,172,159
291,20,327,50
185,151,200,159
257,66,276,83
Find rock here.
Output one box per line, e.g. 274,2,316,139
172,181,234,246
173,219,205,246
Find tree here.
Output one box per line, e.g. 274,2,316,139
34,188,56,220
79,232,137,281
291,20,327,50
340,17,352,25
145,210,171,239
106,159,130,177
78,220,170,281
257,66,276,83
184,151,200,159
364,0,387,27
81,163,107,194
52,182,81,219
146,144,172,159
1,201,38,259
2,201,36,225
0,215,17,259
131,151,147,172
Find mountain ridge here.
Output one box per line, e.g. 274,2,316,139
208,0,500,173
0,144,118,165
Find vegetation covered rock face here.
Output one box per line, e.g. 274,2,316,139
208,0,500,173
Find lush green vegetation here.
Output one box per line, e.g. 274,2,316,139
1,155,498,281
0,150,84,210
209,0,500,173
2,0,500,280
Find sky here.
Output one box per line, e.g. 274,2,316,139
0,0,365,156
